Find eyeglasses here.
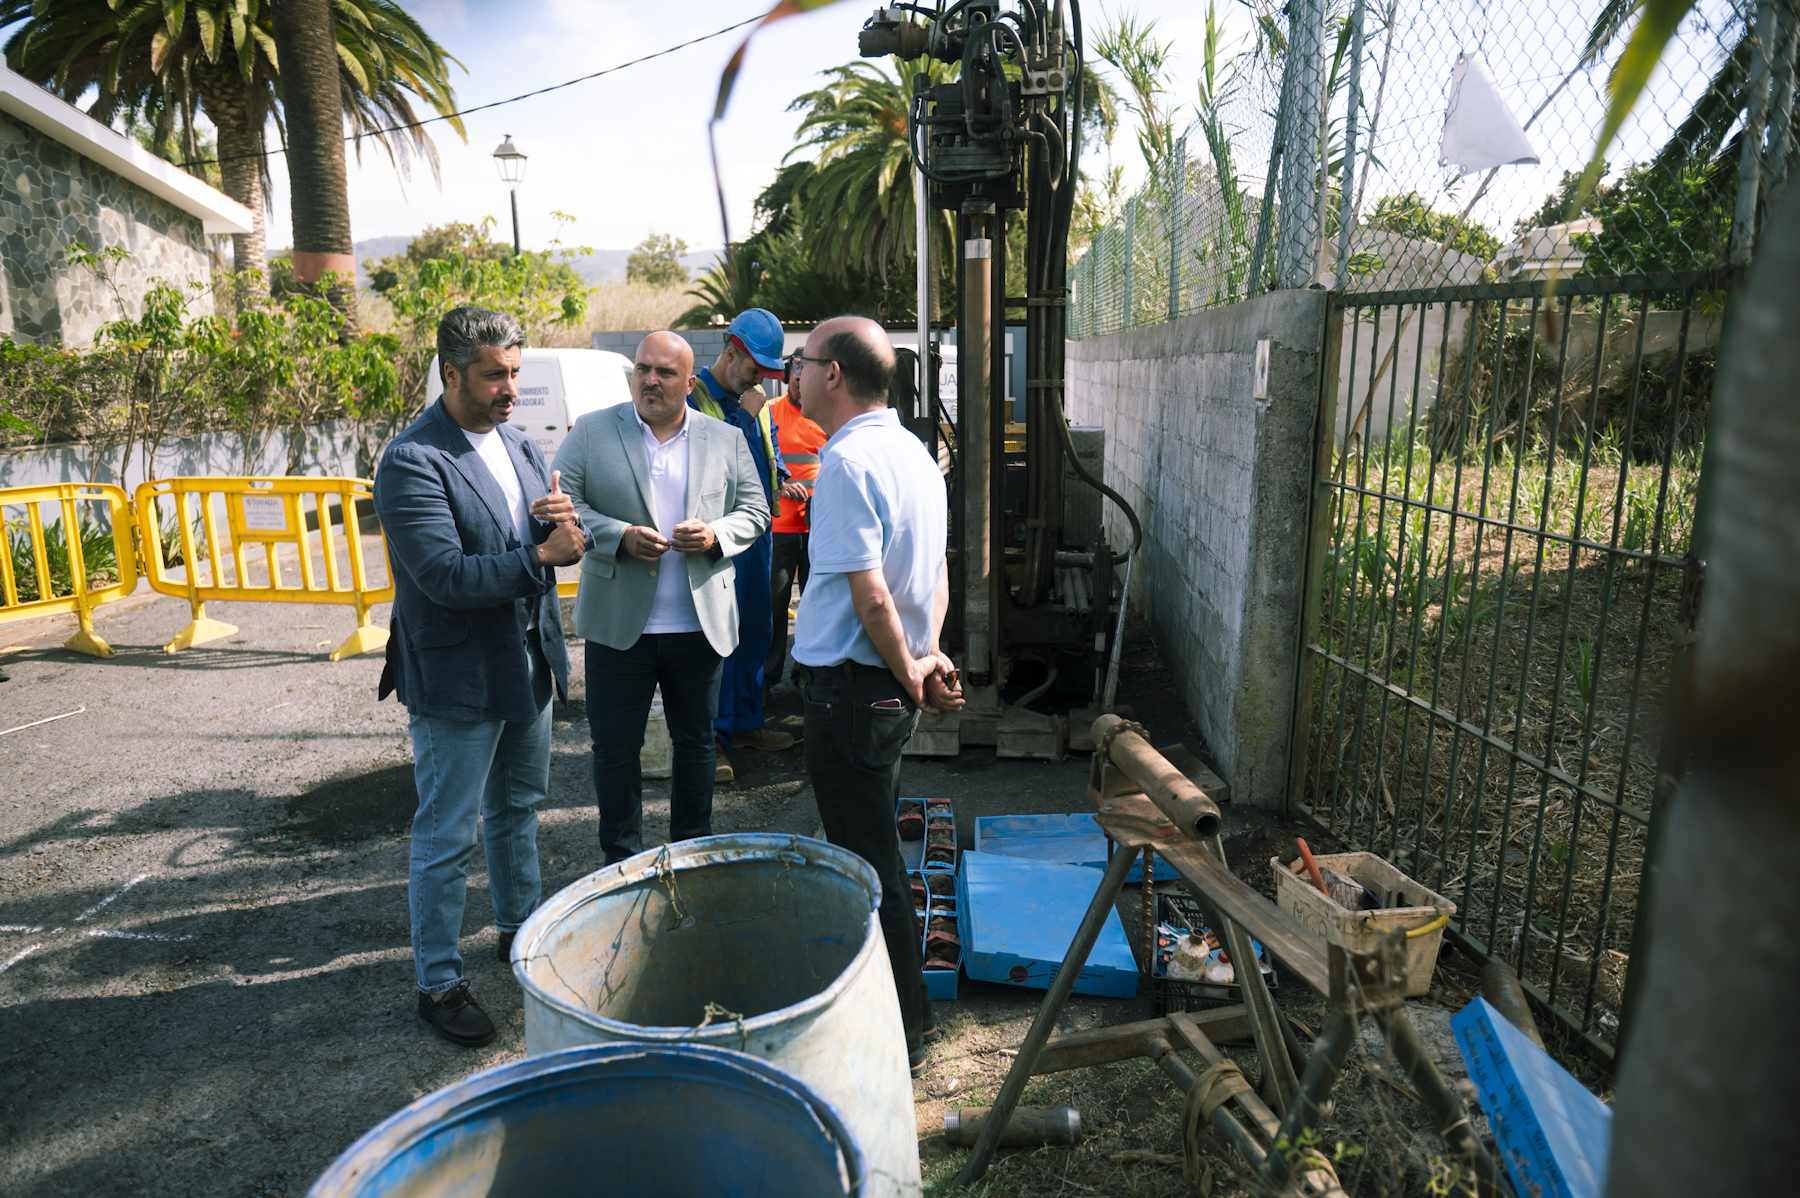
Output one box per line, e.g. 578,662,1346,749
788,353,834,374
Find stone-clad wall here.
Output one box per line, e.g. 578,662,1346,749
0,111,215,347
1066,290,1326,810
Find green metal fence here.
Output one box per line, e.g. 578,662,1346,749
1288,270,1728,1061
1070,0,1782,338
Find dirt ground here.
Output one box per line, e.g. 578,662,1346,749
0,590,1563,1197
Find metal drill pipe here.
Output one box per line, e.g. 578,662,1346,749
1091,713,1223,839
1252,1005,1359,1194
955,842,1139,1187
1148,1038,1270,1169
1378,1009,1508,1197
961,226,994,680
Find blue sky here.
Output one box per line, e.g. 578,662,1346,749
258,0,1234,255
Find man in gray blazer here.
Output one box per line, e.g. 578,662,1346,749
554,331,770,865
375,306,587,1048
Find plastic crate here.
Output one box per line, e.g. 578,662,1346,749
910,869,962,1000
1272,851,1454,997
898,797,956,872
1148,892,1278,1016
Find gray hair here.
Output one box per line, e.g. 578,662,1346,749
437,306,525,377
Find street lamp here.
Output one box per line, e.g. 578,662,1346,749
492,134,528,257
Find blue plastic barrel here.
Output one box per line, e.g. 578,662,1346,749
308,1043,864,1197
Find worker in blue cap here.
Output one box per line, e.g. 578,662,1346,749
690,308,795,781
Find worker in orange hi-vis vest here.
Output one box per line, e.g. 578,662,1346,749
766,362,828,694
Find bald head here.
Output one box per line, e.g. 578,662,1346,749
796,315,897,435
632,330,696,434
812,316,895,403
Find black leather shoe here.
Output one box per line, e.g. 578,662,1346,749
418,982,496,1047
497,931,515,963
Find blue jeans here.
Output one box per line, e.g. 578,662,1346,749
587,633,722,865
406,639,551,994
716,530,774,740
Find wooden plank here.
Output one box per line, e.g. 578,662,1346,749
1028,1007,1253,1074
1154,839,1332,997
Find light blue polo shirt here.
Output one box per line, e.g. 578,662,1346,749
793,408,948,668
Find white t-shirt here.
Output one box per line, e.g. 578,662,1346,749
463,426,539,630
636,408,703,635
794,408,947,668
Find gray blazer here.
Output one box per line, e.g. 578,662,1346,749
374,400,573,722
553,401,770,656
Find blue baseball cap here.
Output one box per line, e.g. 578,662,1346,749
726,308,786,378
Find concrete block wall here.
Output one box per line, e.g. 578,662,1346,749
1067,289,1327,809
590,328,728,362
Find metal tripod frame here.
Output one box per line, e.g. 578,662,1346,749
952,720,1510,1196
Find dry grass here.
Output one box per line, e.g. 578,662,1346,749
1297,430,1702,1051
551,280,695,345
918,981,1509,1198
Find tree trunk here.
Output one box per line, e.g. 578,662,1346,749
1603,182,1800,1196
271,0,355,321
195,71,268,298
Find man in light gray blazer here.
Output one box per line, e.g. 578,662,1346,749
554,331,771,864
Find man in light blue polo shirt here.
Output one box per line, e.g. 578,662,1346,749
792,315,964,1078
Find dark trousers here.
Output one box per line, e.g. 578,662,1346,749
715,531,774,741
766,532,810,684
586,633,722,866
799,660,928,1052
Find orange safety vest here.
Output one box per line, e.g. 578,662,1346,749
769,395,827,534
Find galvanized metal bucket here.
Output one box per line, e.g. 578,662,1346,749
513,834,921,1198
308,1042,864,1197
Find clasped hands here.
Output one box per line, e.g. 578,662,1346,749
901,650,966,715
620,519,716,563
533,470,586,567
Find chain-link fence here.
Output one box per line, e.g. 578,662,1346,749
1072,0,1784,336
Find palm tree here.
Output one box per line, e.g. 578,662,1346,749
2,0,461,290
784,57,958,317
675,242,763,329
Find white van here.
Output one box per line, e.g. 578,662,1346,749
427,347,634,457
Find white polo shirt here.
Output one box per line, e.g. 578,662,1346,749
794,408,947,667
636,407,703,635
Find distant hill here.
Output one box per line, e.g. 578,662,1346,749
351,236,718,288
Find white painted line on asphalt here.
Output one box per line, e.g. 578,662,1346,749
86,930,193,942
0,925,44,933
0,706,87,737
0,943,43,974
75,873,150,922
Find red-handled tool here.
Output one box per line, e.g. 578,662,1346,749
1295,838,1331,898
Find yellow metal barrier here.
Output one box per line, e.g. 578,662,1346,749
134,477,393,659
0,483,139,657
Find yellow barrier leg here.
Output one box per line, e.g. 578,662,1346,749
329,607,388,661
63,609,116,659
164,600,238,653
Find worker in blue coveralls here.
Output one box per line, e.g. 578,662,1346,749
690,309,796,783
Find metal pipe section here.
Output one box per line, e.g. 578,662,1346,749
1479,960,1546,1050
1091,713,1222,839
1148,1042,1270,1169
1101,551,1132,708
955,843,1139,1186
1253,1005,1359,1193
916,119,931,406
1378,1010,1508,1197
961,220,994,682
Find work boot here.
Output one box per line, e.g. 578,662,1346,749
0,663,9,682
714,739,736,786
418,981,496,1047
733,726,796,752
496,930,515,963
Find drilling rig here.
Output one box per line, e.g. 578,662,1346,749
858,0,1141,761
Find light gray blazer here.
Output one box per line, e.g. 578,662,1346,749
553,401,770,656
